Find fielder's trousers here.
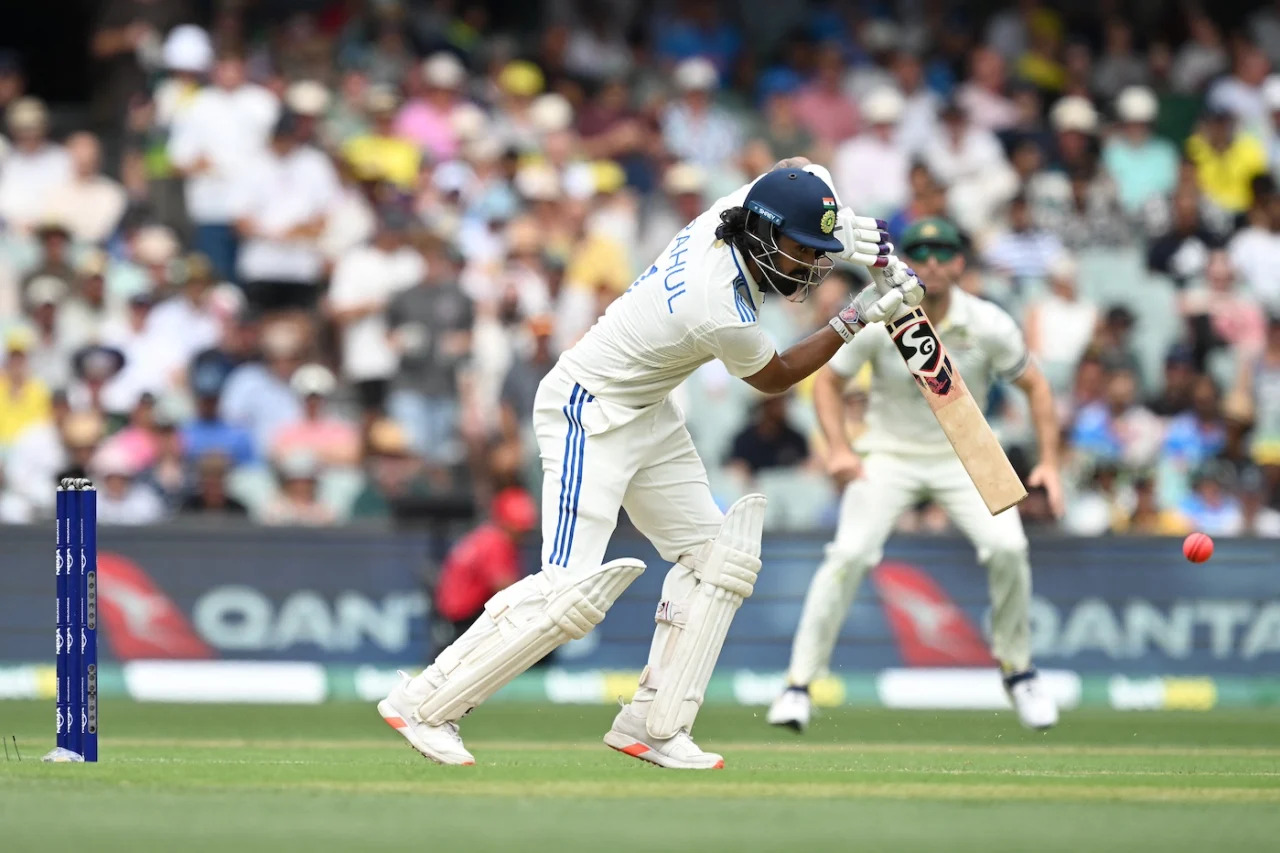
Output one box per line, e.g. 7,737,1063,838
786,450,1033,685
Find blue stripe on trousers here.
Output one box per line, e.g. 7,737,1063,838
550,385,580,566
562,392,594,565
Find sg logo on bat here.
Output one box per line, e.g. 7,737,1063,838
889,312,955,397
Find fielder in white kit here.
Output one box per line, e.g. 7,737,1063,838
376,158,924,767
767,217,1065,732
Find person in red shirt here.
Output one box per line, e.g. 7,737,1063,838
433,488,538,636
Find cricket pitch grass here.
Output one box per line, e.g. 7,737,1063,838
2,701,1279,852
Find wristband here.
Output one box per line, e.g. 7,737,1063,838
829,315,857,344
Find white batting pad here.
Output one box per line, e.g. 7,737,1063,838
644,494,765,739
417,558,644,725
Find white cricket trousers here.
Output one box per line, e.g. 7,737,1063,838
418,365,726,698
536,365,730,702
787,451,1032,686
531,365,725,577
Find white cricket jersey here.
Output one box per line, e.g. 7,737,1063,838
829,287,1030,456
557,180,774,409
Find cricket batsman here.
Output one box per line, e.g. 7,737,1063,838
377,158,924,767
767,218,1064,732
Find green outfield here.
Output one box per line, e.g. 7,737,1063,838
1,701,1278,852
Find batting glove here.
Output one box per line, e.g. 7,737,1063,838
835,208,893,268
869,257,925,316
829,265,924,342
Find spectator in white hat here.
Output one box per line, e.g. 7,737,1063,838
272,364,361,467
284,80,332,147
167,50,280,280
0,97,71,231
530,93,578,172
21,275,75,390
153,24,214,130
1029,101,1125,250
1103,86,1179,215
833,88,910,221
1048,94,1099,173
661,57,742,174
395,52,470,162
40,132,127,244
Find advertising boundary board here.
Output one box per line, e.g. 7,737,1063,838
2,525,1278,682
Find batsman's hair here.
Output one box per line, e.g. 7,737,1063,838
715,205,750,245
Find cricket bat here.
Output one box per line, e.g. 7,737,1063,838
885,305,1027,515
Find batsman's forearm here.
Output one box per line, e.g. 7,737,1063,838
772,326,846,391
812,367,851,453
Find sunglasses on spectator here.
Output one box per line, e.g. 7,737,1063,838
905,244,959,262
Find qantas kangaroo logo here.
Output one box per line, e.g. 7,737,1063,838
95,554,215,660
872,562,993,667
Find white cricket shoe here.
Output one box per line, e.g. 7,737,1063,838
766,688,812,732
1006,671,1059,731
377,671,475,765
603,703,725,770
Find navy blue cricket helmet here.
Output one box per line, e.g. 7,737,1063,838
721,169,841,300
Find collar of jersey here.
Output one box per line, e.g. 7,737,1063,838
728,243,764,309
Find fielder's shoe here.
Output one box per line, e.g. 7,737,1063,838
377,670,475,765
1005,670,1059,731
766,687,812,732
603,702,725,770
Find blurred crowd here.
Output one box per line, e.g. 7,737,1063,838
0,0,1278,538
